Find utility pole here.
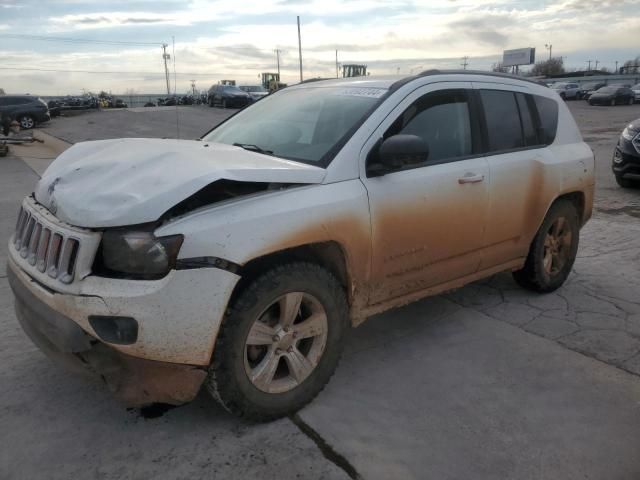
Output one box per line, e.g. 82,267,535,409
587,60,592,71
274,49,281,77
545,43,552,60
162,43,171,95
594,60,599,71
615,60,619,73
461,56,469,70
297,16,303,82
335,50,339,78
190,80,196,96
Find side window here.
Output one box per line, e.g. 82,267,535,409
515,93,539,146
385,89,473,163
480,89,524,152
532,95,559,145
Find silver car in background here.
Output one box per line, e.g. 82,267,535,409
552,82,580,100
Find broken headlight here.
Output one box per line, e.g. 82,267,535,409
99,230,183,279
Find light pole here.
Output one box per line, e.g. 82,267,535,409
545,43,552,60
297,16,303,82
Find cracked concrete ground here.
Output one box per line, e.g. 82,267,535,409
1,101,640,479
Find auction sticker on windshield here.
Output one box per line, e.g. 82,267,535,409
336,88,387,98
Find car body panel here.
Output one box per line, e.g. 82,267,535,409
34,138,327,228
156,180,373,317
356,81,490,304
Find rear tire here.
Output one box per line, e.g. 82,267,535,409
513,200,579,293
205,262,349,421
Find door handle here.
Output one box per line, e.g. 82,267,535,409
458,173,485,184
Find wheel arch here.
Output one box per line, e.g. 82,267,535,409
228,241,356,319
539,190,586,232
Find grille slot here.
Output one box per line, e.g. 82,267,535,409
13,204,82,284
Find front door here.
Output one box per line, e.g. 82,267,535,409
361,84,490,305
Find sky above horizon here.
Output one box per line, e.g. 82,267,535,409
1,0,639,95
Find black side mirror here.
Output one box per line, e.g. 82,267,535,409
369,134,429,176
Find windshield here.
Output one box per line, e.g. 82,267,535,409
203,86,387,166
598,87,617,94
552,83,568,89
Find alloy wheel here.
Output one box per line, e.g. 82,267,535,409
20,116,34,129
244,292,328,394
543,217,573,276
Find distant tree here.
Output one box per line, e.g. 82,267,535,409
530,57,565,77
0,88,5,95
622,55,640,74
491,62,509,73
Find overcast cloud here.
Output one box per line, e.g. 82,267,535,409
0,0,638,95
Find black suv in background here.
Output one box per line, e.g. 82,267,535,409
613,118,640,188
207,85,252,108
0,95,51,129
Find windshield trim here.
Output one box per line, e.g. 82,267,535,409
200,85,391,168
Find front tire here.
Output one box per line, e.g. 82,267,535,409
513,200,579,293
206,262,349,421
19,115,35,129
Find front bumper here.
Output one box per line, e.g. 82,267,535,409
8,264,207,406
224,96,251,108
612,146,640,180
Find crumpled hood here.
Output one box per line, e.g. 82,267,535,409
35,138,326,228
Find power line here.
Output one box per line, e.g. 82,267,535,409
0,66,232,76
0,33,162,46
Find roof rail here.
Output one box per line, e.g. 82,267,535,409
416,69,546,86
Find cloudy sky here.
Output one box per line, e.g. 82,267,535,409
1,0,639,95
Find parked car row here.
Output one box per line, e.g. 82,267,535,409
550,81,639,106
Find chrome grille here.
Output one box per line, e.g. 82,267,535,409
13,206,81,284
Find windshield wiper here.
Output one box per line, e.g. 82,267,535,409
233,143,274,155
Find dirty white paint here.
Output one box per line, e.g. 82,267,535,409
10,72,595,374
34,139,326,228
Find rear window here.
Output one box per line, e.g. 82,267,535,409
532,95,559,145
2,96,33,105
480,90,524,152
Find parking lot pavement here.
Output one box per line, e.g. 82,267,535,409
40,105,234,144
300,302,640,479
1,99,640,479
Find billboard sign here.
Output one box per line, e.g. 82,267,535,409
503,48,536,67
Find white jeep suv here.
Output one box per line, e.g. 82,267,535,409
8,71,594,420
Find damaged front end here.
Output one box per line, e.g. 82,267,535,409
8,265,206,407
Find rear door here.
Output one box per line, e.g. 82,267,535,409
473,84,548,269
361,83,490,304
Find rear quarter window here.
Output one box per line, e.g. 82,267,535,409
532,95,559,145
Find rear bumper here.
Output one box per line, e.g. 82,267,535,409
8,264,207,406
